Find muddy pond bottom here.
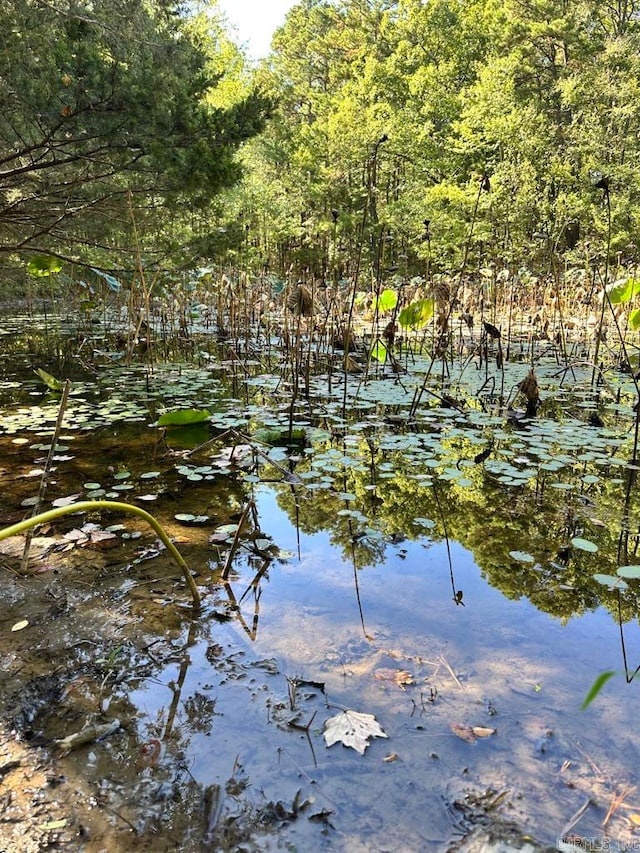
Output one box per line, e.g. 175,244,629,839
2,480,637,852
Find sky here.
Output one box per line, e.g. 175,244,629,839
216,0,298,59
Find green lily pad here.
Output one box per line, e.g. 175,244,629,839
175,513,210,525
509,550,535,563
158,408,211,427
593,573,628,589
571,537,598,553
616,565,640,579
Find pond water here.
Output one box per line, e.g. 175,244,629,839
1,311,640,851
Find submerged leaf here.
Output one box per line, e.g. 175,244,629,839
450,723,477,743
373,669,415,689
324,709,388,755
472,726,497,738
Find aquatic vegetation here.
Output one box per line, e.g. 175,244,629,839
0,500,201,611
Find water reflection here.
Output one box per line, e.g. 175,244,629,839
2,319,640,847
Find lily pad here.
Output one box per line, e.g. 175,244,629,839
509,550,535,563
174,513,210,525
616,565,640,579
571,537,598,553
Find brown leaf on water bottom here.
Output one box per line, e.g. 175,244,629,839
451,723,477,743
373,668,415,689
450,723,496,743
472,726,497,738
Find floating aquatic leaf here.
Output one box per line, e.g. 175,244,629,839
509,550,535,563
414,517,436,529
324,709,388,755
209,524,239,543
593,573,628,590
175,513,210,525
617,565,640,579
158,408,211,427
571,537,598,553
51,494,82,507
140,471,161,480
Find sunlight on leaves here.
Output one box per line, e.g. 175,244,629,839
398,298,434,330
158,408,211,426
370,340,388,363
34,367,64,391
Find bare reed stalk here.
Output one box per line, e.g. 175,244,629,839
20,378,71,572
409,175,486,418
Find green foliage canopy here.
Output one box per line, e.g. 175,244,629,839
0,0,270,269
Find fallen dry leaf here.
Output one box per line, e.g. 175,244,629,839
450,723,496,743
373,668,415,689
324,709,388,755
472,726,496,738
450,723,477,743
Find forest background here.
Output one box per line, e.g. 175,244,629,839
1,0,638,295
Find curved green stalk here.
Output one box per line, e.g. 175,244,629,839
0,500,201,612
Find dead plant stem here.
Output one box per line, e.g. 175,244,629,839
20,378,71,572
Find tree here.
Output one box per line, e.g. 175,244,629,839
0,0,270,275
